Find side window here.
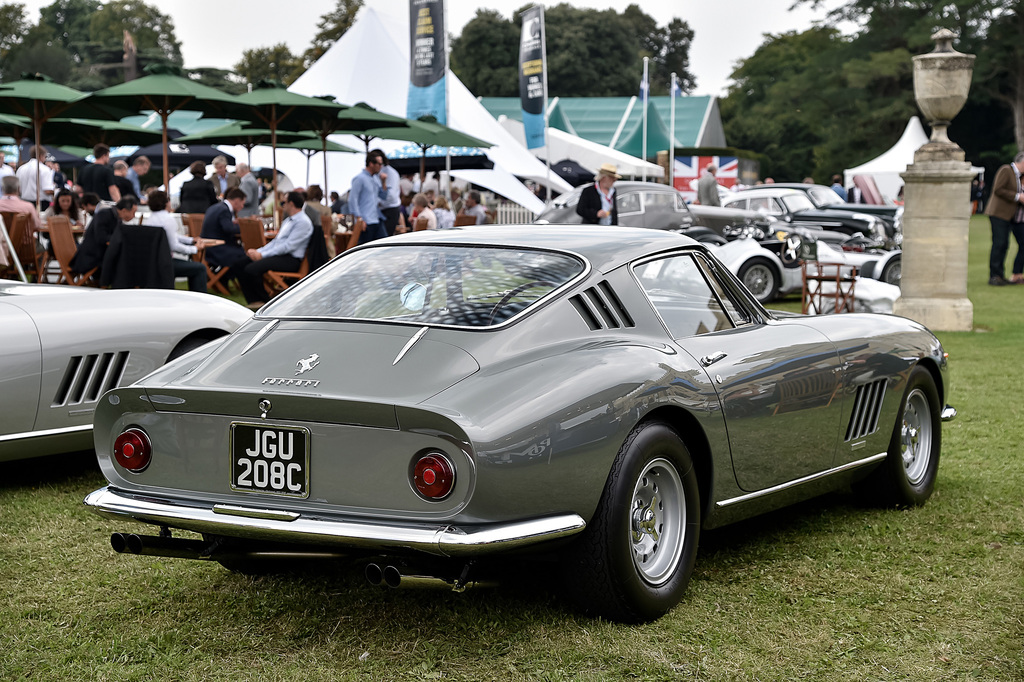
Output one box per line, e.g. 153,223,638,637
724,197,746,210
643,191,676,209
633,253,735,338
693,253,752,325
767,198,785,215
749,196,772,212
618,192,641,215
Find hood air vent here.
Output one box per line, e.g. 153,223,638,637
845,379,886,442
53,352,130,407
570,281,634,331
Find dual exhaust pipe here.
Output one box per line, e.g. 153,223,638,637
363,562,476,591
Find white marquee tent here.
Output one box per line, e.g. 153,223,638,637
844,116,983,202
274,1,571,214
497,116,664,179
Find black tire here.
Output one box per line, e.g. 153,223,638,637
561,421,700,623
857,366,940,506
880,255,902,286
737,257,779,303
167,334,219,362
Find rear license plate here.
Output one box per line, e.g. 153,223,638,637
230,423,309,498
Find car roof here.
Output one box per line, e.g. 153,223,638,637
357,224,698,273
729,187,803,198
566,180,679,194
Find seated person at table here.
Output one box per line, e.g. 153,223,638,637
0,176,42,233
457,190,487,225
200,187,247,272
43,189,85,227
411,193,437,230
71,196,138,276
237,191,313,307
179,160,218,214
146,190,208,293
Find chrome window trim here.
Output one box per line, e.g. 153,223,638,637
716,452,887,508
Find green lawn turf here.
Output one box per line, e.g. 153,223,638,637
1,216,1021,680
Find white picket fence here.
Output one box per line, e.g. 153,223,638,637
494,201,538,225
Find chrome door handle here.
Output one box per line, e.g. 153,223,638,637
701,351,727,367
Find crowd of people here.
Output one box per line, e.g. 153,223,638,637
0,143,495,307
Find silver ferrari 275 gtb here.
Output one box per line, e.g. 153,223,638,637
85,226,954,622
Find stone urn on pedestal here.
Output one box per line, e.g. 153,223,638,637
893,29,976,331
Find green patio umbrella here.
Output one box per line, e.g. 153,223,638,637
233,81,348,219
0,73,115,212
91,63,244,189
175,121,352,166
362,115,493,185
275,136,357,188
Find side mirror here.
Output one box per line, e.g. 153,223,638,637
400,282,427,311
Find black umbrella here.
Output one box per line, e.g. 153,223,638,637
550,158,595,187
125,143,234,171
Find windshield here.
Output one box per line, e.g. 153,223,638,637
780,194,816,213
807,186,844,207
263,245,586,327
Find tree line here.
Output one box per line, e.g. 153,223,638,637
0,0,1018,182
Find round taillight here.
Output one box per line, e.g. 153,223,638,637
113,428,151,472
412,453,455,500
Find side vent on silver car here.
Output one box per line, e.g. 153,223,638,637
845,379,886,442
569,281,634,331
53,352,130,407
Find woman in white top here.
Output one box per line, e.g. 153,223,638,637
433,195,455,229
411,193,437,230
146,190,208,293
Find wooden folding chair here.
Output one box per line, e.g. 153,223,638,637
186,212,231,295
4,212,43,281
48,215,98,286
414,216,430,231
264,256,309,298
238,217,266,251
343,218,365,251
453,215,477,227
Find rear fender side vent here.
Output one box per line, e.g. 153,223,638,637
569,281,635,331
52,351,130,407
845,379,887,442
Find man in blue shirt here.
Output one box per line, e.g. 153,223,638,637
349,151,388,244
371,148,402,236
238,190,314,306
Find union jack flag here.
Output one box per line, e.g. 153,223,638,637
672,155,738,200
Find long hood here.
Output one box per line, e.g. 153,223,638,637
149,320,480,406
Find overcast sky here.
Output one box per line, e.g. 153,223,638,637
16,0,838,96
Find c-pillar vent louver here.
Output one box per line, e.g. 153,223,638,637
52,352,130,407
845,379,887,442
569,281,634,331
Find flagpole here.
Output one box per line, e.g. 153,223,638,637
669,72,677,190
443,0,451,198
541,4,550,204
641,56,649,183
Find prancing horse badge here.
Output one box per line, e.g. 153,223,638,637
295,353,320,375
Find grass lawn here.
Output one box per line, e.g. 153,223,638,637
1,216,1022,680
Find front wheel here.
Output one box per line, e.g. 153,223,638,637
561,422,700,623
880,255,902,286
738,258,779,303
856,366,940,506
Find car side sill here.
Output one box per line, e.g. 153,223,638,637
0,424,92,443
716,452,887,508
84,487,586,557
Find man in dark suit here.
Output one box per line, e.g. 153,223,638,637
71,196,138,275
200,187,247,269
984,151,1024,285
179,160,218,214
576,163,620,225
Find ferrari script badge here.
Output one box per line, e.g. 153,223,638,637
295,353,320,375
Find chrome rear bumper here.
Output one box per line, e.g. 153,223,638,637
84,487,586,557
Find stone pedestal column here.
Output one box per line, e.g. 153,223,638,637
893,146,975,330
892,29,975,332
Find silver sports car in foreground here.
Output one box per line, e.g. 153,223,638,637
85,226,954,622
0,282,252,462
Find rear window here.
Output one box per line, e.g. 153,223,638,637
263,245,586,327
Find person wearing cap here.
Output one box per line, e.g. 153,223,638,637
577,162,620,225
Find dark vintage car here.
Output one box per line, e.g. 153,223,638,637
85,226,954,623
536,181,767,242
723,187,894,247
764,183,902,227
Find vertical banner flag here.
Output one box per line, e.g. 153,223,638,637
519,5,547,149
407,0,447,124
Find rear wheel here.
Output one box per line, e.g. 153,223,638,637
738,258,779,303
856,366,940,506
562,422,700,623
880,255,902,286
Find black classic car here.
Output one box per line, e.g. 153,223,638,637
537,181,768,243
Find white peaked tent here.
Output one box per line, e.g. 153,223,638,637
498,116,664,179
286,1,570,213
844,117,929,202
